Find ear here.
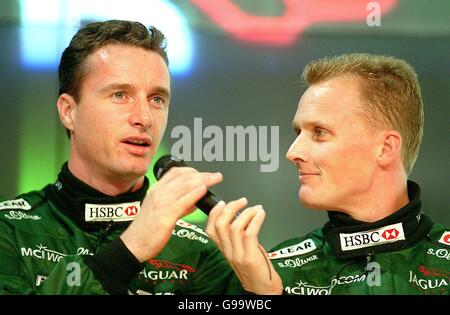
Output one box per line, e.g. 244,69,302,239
57,93,77,134
376,130,402,168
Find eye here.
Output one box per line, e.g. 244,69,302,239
294,127,301,136
313,127,328,138
113,91,125,99
150,96,166,106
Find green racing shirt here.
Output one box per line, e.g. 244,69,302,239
0,163,235,295
267,181,449,295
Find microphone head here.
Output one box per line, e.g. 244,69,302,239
152,154,222,215
153,154,186,180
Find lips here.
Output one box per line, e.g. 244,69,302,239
121,136,152,155
297,166,320,184
298,173,319,185
299,172,319,176
121,136,152,147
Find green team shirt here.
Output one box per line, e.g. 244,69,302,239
0,164,235,295
267,181,449,295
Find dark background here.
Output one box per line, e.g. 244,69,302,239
0,0,448,248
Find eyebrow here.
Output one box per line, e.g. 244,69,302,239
291,119,330,130
153,86,171,99
99,83,170,99
99,83,133,95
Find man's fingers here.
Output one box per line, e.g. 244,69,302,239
147,171,223,211
156,166,223,189
229,205,260,262
205,200,226,246
243,207,266,253
174,185,210,217
214,198,248,258
155,166,197,185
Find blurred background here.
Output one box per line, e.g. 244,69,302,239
0,0,448,248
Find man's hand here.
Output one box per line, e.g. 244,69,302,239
206,198,283,295
120,167,223,262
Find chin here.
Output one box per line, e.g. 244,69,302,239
132,164,150,177
299,191,328,211
117,162,149,178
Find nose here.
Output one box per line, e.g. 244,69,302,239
129,97,153,131
286,134,306,163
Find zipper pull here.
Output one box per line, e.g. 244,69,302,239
96,221,113,249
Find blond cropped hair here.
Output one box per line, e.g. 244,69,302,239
302,53,424,176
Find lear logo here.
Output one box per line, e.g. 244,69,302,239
0,198,32,211
340,223,405,251
438,231,450,246
268,239,316,259
85,201,140,222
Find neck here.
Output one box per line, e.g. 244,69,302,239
340,172,409,223
324,180,430,259
68,159,145,196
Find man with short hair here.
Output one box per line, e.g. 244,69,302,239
0,20,234,295
206,53,449,295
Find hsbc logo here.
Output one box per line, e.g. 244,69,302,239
124,205,138,216
340,223,405,251
381,228,400,240
85,201,140,222
438,231,450,246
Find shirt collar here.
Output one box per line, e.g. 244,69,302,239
323,181,434,259
45,162,149,231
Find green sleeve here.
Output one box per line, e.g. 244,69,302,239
0,228,140,295
187,247,246,294
0,249,108,295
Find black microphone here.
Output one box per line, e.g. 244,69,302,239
153,154,222,215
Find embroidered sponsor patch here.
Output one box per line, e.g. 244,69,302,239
438,231,450,246
176,220,209,236
173,220,209,244
4,210,41,220
276,254,319,268
84,201,140,222
339,223,405,251
0,198,32,211
268,239,317,259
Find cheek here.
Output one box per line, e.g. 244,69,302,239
152,111,168,139
314,142,373,180
77,104,117,145
335,143,375,180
